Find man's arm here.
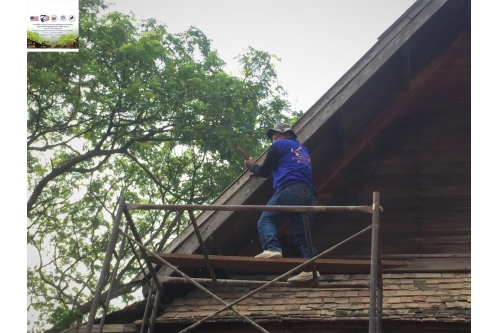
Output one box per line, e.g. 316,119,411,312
245,145,280,178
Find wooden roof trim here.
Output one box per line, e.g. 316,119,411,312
292,0,435,136
292,0,456,144
377,0,430,41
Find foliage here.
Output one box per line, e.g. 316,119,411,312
28,30,41,44
59,34,78,46
27,1,298,332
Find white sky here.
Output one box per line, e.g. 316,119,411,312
105,0,416,112
7,0,497,332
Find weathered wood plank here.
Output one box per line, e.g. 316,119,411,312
149,253,407,274
330,174,471,188
157,320,471,332
383,258,470,272
326,253,471,260
374,151,470,165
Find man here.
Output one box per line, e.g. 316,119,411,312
244,123,319,282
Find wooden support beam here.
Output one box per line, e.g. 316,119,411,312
148,253,407,274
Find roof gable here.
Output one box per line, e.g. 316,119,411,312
160,0,470,273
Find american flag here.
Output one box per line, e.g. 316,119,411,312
30,16,38,21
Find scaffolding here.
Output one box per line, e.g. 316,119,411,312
86,191,383,333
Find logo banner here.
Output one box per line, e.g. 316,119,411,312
28,0,79,52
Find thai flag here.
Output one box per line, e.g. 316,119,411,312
30,16,38,21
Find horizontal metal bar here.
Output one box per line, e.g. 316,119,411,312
159,276,369,288
126,203,373,214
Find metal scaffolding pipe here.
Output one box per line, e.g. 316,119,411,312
140,284,154,333
302,212,319,286
188,210,217,283
124,209,163,292
147,289,162,333
92,192,384,333
85,197,126,333
98,223,129,333
369,192,381,333
177,224,373,333
159,276,370,288
126,203,373,214
118,229,271,333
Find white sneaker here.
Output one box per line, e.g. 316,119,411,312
255,250,282,258
287,271,320,282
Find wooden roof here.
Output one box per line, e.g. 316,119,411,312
158,0,470,277
154,273,470,330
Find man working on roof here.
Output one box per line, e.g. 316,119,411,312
244,122,319,282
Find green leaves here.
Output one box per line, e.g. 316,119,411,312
27,2,295,332
28,31,41,44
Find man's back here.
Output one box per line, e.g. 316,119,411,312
272,138,314,192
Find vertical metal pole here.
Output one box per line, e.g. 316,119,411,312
85,196,126,333
147,288,163,333
124,209,163,291
376,195,383,333
97,223,129,333
302,212,318,286
369,192,380,333
188,210,217,283
140,285,154,333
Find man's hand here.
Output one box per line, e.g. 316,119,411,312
244,158,254,170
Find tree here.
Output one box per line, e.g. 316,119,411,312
27,1,300,332
28,31,41,44
58,34,78,46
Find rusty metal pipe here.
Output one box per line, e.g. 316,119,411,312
188,210,217,283
126,203,373,214
124,209,163,292
377,195,383,333
147,289,162,333
140,285,154,333
98,223,129,333
159,276,369,288
369,192,381,333
302,212,318,286
85,196,126,333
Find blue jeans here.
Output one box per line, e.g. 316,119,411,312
257,182,318,259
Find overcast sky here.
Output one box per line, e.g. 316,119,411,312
104,0,417,113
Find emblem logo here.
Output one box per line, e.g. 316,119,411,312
40,15,49,22
51,15,57,22
60,15,66,21
69,15,75,22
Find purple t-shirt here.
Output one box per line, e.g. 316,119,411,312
270,139,314,192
